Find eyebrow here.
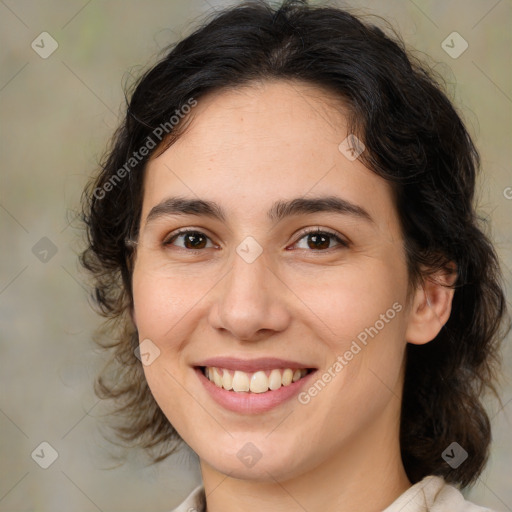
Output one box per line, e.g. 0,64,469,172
145,195,374,226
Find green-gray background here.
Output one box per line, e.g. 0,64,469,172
1,0,511,510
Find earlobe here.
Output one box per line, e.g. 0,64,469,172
405,266,457,346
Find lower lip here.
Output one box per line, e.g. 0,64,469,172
194,367,317,414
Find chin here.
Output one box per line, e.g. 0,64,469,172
200,440,313,483
208,458,303,482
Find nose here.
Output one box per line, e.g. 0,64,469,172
208,249,291,342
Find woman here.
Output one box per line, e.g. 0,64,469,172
80,1,509,510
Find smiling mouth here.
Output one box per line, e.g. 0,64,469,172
198,366,316,393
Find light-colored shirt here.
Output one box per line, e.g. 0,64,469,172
169,475,497,512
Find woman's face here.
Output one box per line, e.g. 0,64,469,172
132,80,413,481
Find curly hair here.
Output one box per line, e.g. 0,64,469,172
80,0,509,487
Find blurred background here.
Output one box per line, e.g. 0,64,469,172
1,0,511,510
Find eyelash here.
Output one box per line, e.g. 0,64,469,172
162,227,349,252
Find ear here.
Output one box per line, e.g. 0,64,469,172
405,265,457,345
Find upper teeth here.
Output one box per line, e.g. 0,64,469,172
204,367,308,393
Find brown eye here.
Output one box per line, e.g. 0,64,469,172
293,229,348,251
164,230,215,250
307,232,330,250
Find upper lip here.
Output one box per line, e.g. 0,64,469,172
194,357,316,373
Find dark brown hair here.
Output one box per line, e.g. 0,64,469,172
80,0,509,487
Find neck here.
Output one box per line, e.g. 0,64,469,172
199,400,412,512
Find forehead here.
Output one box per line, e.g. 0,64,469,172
141,80,398,233
163,79,351,162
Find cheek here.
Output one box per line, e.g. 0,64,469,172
131,261,211,341
287,256,407,344
291,257,408,405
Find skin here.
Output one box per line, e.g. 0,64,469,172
131,79,455,512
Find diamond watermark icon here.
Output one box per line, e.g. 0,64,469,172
236,236,263,264
32,237,58,263
237,442,262,468
442,441,468,469
134,338,161,366
31,32,59,59
31,441,59,469
338,134,365,161
441,32,468,59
